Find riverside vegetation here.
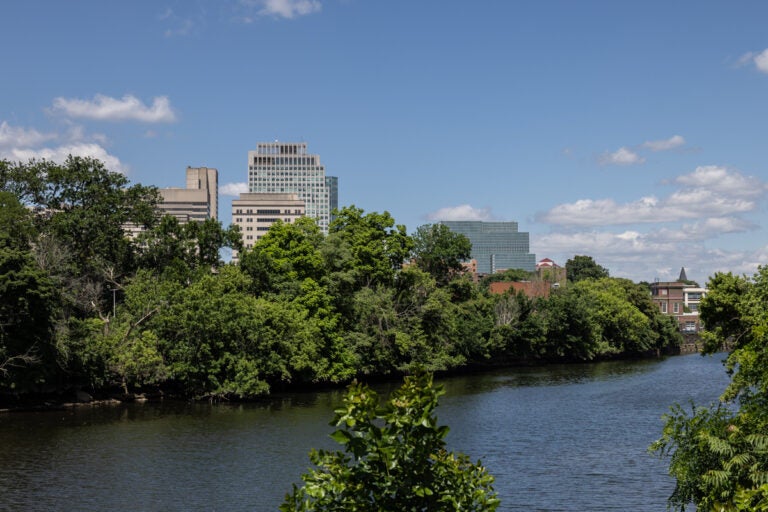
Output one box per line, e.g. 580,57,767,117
1,157,682,403
652,268,768,511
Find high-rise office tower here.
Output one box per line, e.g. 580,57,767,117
248,142,338,233
441,220,536,274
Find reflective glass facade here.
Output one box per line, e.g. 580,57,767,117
441,220,536,274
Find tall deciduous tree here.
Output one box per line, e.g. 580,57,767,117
328,206,412,289
565,255,609,283
0,192,59,391
411,223,471,286
281,371,500,511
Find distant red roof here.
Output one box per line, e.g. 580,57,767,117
536,258,559,268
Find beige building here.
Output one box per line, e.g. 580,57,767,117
159,166,218,222
123,166,218,239
231,193,305,259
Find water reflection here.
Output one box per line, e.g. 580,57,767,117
0,353,731,511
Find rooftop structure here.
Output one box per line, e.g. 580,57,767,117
158,166,218,222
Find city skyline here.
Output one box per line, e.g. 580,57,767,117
3,1,768,284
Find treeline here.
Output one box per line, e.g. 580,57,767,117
0,157,681,401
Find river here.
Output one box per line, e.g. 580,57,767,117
0,353,730,511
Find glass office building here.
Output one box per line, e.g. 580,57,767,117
248,142,338,233
441,220,536,274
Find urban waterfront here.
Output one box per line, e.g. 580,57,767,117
0,353,730,511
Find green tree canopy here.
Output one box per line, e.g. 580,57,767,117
411,223,472,286
565,255,609,283
281,371,500,511
328,206,413,289
652,268,768,511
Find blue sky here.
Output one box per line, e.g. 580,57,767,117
2,1,768,284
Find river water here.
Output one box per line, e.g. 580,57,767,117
0,353,730,511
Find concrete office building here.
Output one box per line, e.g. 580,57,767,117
159,166,218,222
124,166,218,238
441,220,536,274
231,193,305,258
248,142,337,233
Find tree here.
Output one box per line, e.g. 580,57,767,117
328,206,413,289
240,217,326,296
411,224,471,286
0,192,60,392
281,371,500,511
137,216,242,277
565,255,609,283
29,156,159,275
651,268,768,511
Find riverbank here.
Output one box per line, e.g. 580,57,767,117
0,353,732,511
1,345,703,412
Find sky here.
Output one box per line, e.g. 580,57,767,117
2,1,768,284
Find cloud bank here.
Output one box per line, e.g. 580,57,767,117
426,204,495,222
0,120,127,173
599,147,644,166
52,94,177,123
538,166,766,226
220,182,249,196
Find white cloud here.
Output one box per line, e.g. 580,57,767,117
736,49,768,74
675,165,765,199
258,0,321,18
599,147,645,166
426,204,495,222
0,121,56,148
3,143,127,174
51,94,177,123
753,48,768,74
538,166,767,226
533,165,768,283
532,227,767,284
220,182,249,196
642,135,685,152
650,218,755,244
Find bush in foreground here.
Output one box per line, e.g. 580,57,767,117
281,371,499,511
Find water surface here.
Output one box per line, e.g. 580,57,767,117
0,353,730,511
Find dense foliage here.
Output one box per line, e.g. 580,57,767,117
651,268,768,511
281,371,500,511
1,158,681,401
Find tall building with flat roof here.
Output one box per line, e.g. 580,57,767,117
231,193,305,260
441,220,536,274
124,166,218,238
160,166,218,222
248,142,337,233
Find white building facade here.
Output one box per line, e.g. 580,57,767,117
247,142,337,233
231,193,305,260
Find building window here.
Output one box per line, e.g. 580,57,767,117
673,303,679,314
661,303,667,313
